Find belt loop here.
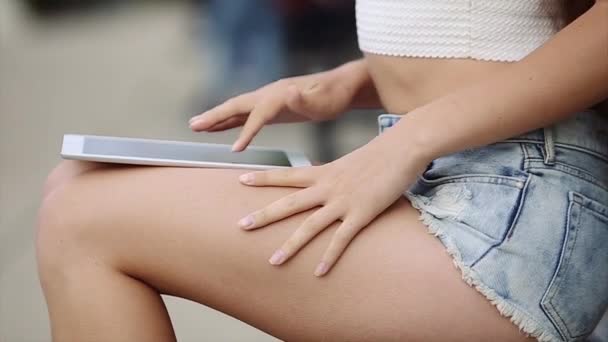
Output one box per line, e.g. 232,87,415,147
543,126,556,165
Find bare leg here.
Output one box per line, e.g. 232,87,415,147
37,162,529,341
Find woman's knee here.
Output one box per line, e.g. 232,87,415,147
37,170,110,286
42,161,104,200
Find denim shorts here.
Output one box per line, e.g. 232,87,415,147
378,111,608,342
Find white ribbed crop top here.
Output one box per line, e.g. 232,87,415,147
356,0,565,62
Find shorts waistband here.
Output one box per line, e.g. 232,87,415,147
505,110,608,162
379,110,608,161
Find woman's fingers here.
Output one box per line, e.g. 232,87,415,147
190,93,254,131
268,205,341,265
239,187,323,230
206,115,248,132
232,98,284,152
314,215,369,277
239,167,317,188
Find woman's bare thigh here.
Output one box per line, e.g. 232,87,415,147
42,163,528,341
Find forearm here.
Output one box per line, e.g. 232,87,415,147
383,1,608,163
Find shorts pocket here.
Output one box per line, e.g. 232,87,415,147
410,173,529,244
541,191,608,340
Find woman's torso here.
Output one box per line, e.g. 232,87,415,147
364,54,511,114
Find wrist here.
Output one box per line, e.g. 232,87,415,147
371,119,435,175
333,60,369,90
334,60,380,109
334,59,368,78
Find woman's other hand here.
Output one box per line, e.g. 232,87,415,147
236,134,430,277
189,60,378,152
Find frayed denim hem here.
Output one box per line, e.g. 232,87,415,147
406,192,562,342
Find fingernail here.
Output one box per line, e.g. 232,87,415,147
239,173,254,185
192,118,209,127
238,215,254,229
231,142,242,152
189,115,201,124
269,250,286,265
314,262,328,277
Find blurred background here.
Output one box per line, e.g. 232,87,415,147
0,0,380,340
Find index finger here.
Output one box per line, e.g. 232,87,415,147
232,97,284,152
190,93,255,131
239,166,317,188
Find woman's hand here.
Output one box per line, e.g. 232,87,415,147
236,135,430,277
189,60,378,152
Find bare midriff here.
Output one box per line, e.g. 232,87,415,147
364,53,514,114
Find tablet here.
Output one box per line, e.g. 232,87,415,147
61,134,312,170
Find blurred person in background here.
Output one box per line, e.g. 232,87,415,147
198,0,355,109
37,1,607,341
200,0,285,108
